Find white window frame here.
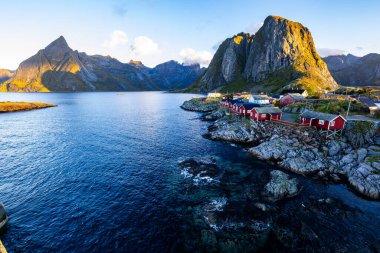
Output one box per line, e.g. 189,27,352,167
261,114,266,117
318,120,324,125
330,121,335,126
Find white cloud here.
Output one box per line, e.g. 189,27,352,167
103,30,128,48
179,48,213,67
131,36,160,55
317,48,346,57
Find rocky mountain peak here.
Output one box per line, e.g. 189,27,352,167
194,15,337,94
42,36,73,67
45,36,71,54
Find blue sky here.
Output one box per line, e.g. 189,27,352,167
1,0,380,69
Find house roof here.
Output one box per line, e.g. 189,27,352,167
253,107,282,114
240,103,260,110
251,95,270,100
280,89,306,95
288,94,305,100
234,102,245,107
358,96,378,107
300,110,346,122
271,94,281,99
230,99,243,103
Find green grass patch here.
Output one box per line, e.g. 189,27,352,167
367,156,380,163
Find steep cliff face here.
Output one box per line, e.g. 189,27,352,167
199,33,253,90
0,69,14,83
193,16,338,94
324,54,380,86
0,37,202,92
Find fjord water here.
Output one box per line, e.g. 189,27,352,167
0,92,379,252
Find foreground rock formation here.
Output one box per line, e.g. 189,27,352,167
0,101,56,112
201,107,380,200
262,170,299,201
176,155,375,252
180,98,219,112
190,15,338,94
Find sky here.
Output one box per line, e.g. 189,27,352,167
1,0,380,70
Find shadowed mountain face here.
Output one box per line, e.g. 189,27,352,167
0,36,203,92
142,60,205,90
0,69,14,83
190,16,338,94
324,54,380,86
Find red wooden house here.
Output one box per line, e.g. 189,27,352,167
238,103,259,116
228,100,237,109
300,110,346,132
250,107,282,121
232,102,244,113
220,99,229,107
280,94,305,106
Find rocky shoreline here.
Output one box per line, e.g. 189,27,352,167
181,100,380,200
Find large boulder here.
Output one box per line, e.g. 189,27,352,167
348,163,380,200
248,138,291,160
203,109,226,121
181,98,219,112
262,170,299,201
357,148,368,163
209,118,259,145
344,121,379,148
328,140,341,156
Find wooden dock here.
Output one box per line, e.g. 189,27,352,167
0,240,7,253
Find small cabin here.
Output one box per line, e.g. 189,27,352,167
238,103,259,116
228,100,236,108
358,96,380,115
249,95,270,105
280,94,305,106
207,92,222,98
251,107,282,121
232,102,244,112
280,89,308,98
228,99,243,109
220,99,230,107
300,110,346,130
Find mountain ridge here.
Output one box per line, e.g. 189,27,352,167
0,36,203,92
323,53,380,86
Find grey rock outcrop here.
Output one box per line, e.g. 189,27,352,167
262,170,299,201
180,98,219,112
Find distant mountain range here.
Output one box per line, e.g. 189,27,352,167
323,54,380,87
187,15,338,95
0,36,204,92
2,17,380,93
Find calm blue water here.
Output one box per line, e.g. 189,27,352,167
0,92,379,252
